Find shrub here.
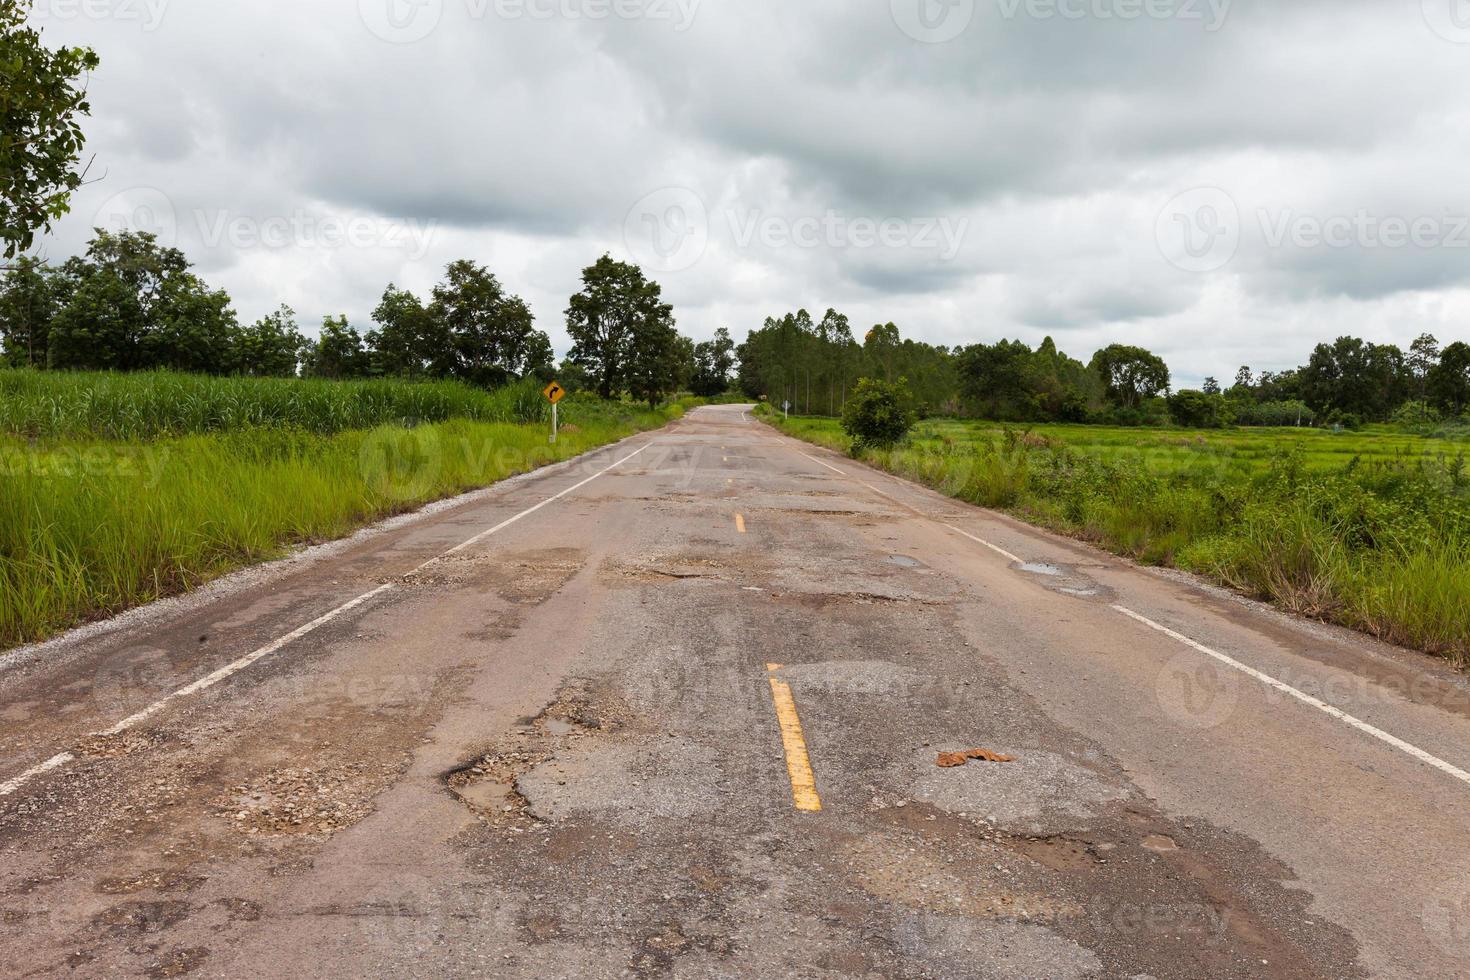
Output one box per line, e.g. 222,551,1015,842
841,377,916,451
1167,390,1231,428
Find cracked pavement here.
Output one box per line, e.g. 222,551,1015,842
2,405,1468,978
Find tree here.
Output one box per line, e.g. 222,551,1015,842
1202,376,1220,396
235,305,306,377
0,255,65,365
623,289,682,408
1409,333,1440,400
1301,336,1410,422
47,230,237,372
303,315,369,380
1428,342,1470,417
429,259,548,388
690,327,736,396
1,0,100,257
367,284,437,379
1091,344,1171,409
957,339,1035,419
566,255,674,400
841,377,916,451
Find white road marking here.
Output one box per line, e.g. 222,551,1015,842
939,523,1023,565
1114,604,1470,788
0,752,76,797
98,584,397,738
795,441,1470,790
0,442,653,799
795,451,1023,564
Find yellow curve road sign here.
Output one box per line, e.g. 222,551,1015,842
543,381,566,404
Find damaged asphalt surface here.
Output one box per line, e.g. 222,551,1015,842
2,404,1469,978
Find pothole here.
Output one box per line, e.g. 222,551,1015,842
446,686,630,830
1002,834,1105,873
214,762,396,837
1018,563,1063,577
74,730,164,759
885,555,924,568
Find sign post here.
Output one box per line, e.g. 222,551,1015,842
543,381,567,442
782,399,790,419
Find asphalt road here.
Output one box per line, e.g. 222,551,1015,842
2,404,1468,979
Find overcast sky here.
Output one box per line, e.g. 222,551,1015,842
27,0,1470,385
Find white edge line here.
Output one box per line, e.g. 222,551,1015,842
0,441,655,798
940,523,1023,565
0,752,76,797
795,451,1024,565
1113,604,1470,788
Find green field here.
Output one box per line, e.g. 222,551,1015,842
0,370,694,650
766,411,1470,664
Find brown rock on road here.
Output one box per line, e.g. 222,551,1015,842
1,404,1468,978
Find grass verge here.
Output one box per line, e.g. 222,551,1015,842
763,409,1470,665
0,398,684,650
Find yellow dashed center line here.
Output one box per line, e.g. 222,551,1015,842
735,513,747,534
766,667,822,812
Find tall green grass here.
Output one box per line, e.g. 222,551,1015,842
0,368,552,439
766,410,1470,664
0,370,690,649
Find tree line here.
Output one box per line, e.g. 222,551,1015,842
0,232,712,407
733,309,1468,427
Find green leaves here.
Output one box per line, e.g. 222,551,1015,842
565,254,682,405
1,0,100,257
841,377,916,452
